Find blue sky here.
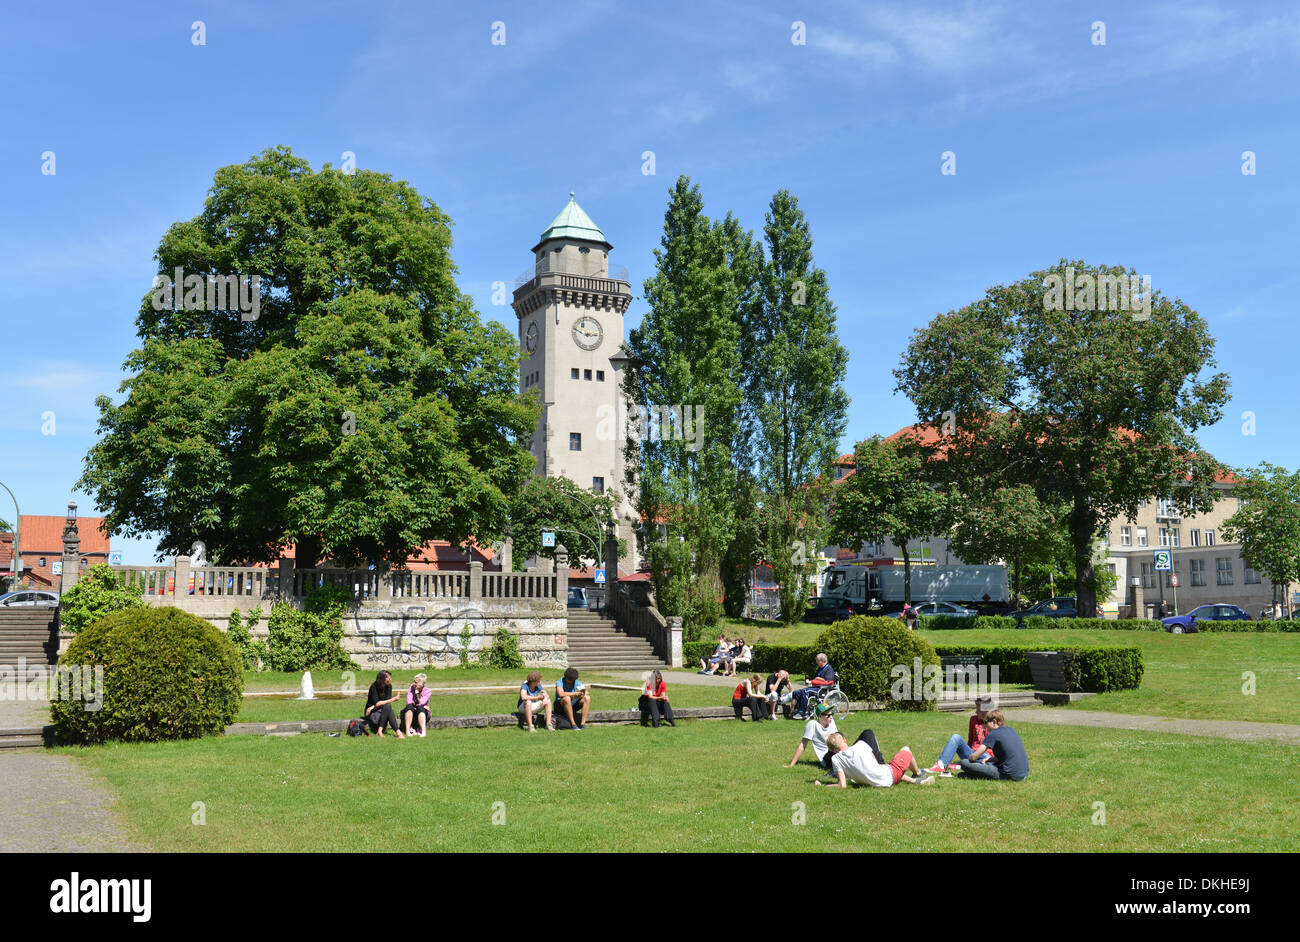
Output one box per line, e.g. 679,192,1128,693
2,1,1298,563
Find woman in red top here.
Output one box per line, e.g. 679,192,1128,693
732,674,771,721
638,670,675,728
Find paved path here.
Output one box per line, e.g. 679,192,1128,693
0,752,143,852
608,669,742,687
0,689,50,728
1004,708,1300,745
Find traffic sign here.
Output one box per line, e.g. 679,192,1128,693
594,568,606,584
541,531,555,548
51,561,63,576
109,552,123,566
1170,574,1179,587
1153,549,1172,571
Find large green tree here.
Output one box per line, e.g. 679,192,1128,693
831,436,950,606
748,191,850,623
895,260,1229,616
79,148,538,568
624,176,743,635
1222,463,1300,616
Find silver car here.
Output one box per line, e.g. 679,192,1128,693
0,590,59,607
914,601,977,617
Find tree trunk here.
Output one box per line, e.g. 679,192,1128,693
901,543,911,608
295,536,321,570
1013,550,1022,606
1070,502,1096,618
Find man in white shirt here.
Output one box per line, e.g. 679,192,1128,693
817,732,933,788
786,702,840,769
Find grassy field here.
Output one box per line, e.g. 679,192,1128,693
74,711,1300,852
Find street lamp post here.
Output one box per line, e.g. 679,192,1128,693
0,480,19,592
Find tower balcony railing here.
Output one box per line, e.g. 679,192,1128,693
514,260,630,289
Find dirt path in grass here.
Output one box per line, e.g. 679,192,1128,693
1004,708,1300,745
0,751,143,852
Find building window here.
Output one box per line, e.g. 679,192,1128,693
1216,558,1232,586
1205,530,1215,546
596,370,605,381
1159,528,1170,547
571,368,579,379
39,557,46,568
1120,526,1131,546
584,369,592,380
1140,562,1154,589
1244,565,1261,585
1190,558,1206,587
1157,497,1177,517
569,433,581,451
579,246,590,254
1191,528,1200,547
1136,527,1148,547
592,476,604,494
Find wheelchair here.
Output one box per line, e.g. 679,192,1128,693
790,680,850,721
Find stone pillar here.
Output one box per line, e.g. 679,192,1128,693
1131,581,1145,620
500,536,513,573
667,616,683,668
378,563,393,600
554,544,569,602
603,530,619,599
469,560,483,600
60,512,81,594
278,557,293,602
175,553,192,601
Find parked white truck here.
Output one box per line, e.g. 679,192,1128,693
822,564,1008,609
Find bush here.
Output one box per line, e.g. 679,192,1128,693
483,627,524,669
682,641,819,677
264,585,354,672
816,616,940,711
58,564,146,634
227,607,267,670
1197,619,1300,633
932,643,1144,692
51,606,244,744
1021,616,1162,631
918,615,1018,631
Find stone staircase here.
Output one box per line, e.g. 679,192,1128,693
566,608,667,671
0,609,59,671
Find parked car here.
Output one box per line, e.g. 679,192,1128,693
1162,603,1252,634
804,597,856,624
914,601,976,617
566,587,589,609
1011,596,1104,625
0,590,59,607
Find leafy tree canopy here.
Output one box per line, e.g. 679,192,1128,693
507,475,622,571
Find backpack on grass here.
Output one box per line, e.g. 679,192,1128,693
346,718,368,737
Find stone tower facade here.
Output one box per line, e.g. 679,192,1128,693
512,195,638,574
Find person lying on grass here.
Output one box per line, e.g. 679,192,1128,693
364,670,405,739
957,710,1028,781
787,701,838,768
554,667,591,730
925,695,996,775
401,673,432,738
639,669,676,728
816,732,933,788
518,670,553,731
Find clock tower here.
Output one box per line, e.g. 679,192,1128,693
512,194,637,573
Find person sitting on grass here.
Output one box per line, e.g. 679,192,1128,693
699,634,731,674
816,732,933,788
731,673,770,721
765,669,793,718
364,670,404,739
790,653,836,718
787,701,838,768
401,673,432,738
958,709,1028,781
925,695,996,775
554,667,591,730
518,670,553,731
638,669,676,728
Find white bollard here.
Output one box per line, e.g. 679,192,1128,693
296,671,316,700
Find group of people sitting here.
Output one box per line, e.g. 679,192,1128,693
786,696,1029,786
364,671,433,738
697,635,752,676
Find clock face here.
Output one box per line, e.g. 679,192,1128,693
572,316,603,351
524,321,538,355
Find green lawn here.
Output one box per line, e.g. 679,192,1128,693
74,712,1300,852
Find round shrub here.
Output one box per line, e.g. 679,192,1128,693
815,616,940,711
58,563,146,634
484,627,524,669
51,606,244,744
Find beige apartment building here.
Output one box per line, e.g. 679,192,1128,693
1102,481,1287,618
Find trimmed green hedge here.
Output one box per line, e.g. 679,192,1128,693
683,641,817,676
817,617,940,711
917,615,1018,631
933,644,1144,692
1020,616,1163,631
1196,620,1300,633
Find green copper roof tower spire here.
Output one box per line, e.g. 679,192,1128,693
533,192,611,250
